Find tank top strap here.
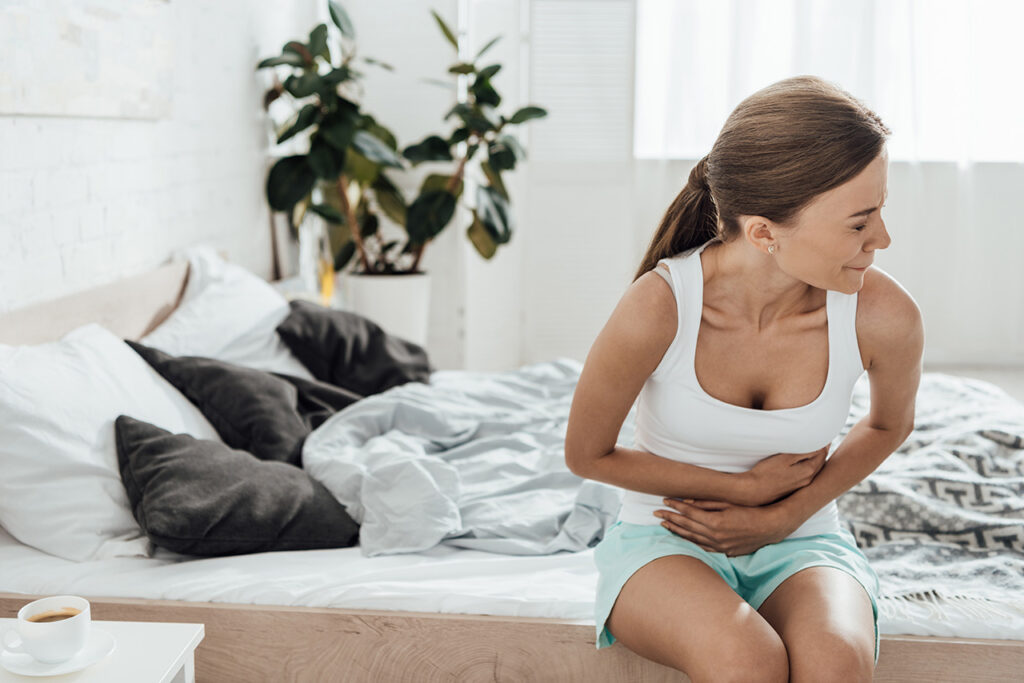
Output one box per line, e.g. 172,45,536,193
826,288,868,378
649,240,716,380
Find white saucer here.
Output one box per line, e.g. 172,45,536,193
0,627,116,677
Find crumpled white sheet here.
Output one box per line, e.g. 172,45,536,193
302,358,627,557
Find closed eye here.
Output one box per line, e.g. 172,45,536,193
853,203,886,232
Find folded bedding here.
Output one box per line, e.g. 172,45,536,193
836,372,1024,607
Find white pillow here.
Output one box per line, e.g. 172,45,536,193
140,247,315,379
0,324,222,562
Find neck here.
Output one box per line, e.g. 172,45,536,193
701,239,817,332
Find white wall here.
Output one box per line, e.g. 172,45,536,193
0,0,319,314
520,0,1024,369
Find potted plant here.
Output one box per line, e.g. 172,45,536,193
258,2,548,345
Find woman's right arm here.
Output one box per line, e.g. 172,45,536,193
564,267,824,506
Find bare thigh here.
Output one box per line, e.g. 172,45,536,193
606,555,788,683
757,566,876,683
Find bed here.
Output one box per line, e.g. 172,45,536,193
1,255,1022,682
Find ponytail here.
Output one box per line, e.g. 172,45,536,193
632,155,720,282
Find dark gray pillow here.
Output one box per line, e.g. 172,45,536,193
125,341,360,466
276,300,434,396
115,415,359,556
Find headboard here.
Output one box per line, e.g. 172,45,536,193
0,262,189,345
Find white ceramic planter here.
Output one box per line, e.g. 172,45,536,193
340,271,431,346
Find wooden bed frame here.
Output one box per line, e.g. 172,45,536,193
1,261,1022,681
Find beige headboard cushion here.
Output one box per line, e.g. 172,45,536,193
0,261,190,345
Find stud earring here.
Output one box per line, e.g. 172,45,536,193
768,245,776,254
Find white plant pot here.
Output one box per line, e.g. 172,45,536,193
340,271,431,346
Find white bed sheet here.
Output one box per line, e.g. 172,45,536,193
2,527,1023,641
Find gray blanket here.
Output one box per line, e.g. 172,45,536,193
837,372,1024,603
304,356,1024,613
303,358,627,557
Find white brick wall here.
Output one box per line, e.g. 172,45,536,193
0,0,318,314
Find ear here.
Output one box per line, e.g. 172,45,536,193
739,215,778,255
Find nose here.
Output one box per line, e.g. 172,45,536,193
869,218,892,251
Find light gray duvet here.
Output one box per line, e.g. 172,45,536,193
303,358,627,557
304,355,1024,614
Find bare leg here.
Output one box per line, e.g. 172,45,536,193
756,566,876,683
606,555,788,683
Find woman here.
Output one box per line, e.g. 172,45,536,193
565,75,923,682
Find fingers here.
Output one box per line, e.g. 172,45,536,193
659,501,717,535
659,516,719,551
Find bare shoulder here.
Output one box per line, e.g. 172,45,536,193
600,265,678,378
563,266,677,468
855,266,924,371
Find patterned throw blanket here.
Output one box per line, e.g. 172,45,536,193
836,372,1024,606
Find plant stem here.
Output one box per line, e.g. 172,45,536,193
337,173,372,273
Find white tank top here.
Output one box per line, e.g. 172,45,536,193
615,239,867,539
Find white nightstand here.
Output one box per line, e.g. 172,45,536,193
0,619,203,682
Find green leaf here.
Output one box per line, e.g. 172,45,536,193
444,103,495,134
448,63,475,75
487,139,515,172
467,211,497,259
419,173,463,200
284,71,322,98
477,64,501,80
431,9,459,51
421,77,457,91
308,24,329,59
372,173,407,227
283,41,313,65
344,147,380,185
361,116,398,151
322,66,352,86
448,127,470,145
309,203,345,223
257,53,305,69
363,56,394,71
277,104,320,144
320,115,357,151
509,105,547,124
329,1,356,39
351,129,404,169
402,135,453,164
358,211,379,238
266,156,317,212
466,143,480,159
481,160,508,200
406,190,456,244
475,35,501,61
476,184,512,244
470,77,500,107
308,137,345,179
500,132,527,161
334,240,356,271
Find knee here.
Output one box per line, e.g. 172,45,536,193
790,630,874,683
689,632,788,683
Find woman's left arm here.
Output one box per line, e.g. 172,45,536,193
658,274,924,555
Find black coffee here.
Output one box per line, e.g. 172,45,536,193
26,607,81,623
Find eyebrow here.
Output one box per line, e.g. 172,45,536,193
847,191,889,220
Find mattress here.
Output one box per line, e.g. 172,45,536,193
3,526,1023,641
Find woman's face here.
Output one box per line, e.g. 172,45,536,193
779,149,892,294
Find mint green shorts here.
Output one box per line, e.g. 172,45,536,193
593,520,880,664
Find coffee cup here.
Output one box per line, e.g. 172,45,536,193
2,596,91,664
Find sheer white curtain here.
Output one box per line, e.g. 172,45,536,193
630,0,1024,365
634,0,1024,163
